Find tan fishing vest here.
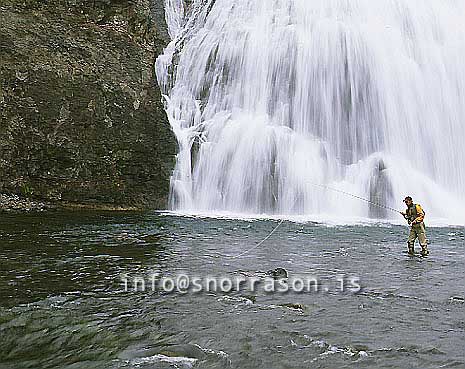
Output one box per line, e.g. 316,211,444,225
406,204,422,224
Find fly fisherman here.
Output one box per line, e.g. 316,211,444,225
400,196,429,256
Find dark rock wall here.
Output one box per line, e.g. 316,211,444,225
0,0,177,209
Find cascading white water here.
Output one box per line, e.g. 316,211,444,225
156,0,465,224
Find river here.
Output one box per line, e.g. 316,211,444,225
1,211,464,368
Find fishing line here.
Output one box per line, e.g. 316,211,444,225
222,181,401,259
222,218,285,259
305,180,402,214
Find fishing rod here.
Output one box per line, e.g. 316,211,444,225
223,181,402,259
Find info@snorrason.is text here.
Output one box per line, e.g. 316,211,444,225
120,273,362,294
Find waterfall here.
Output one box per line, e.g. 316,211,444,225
156,0,465,224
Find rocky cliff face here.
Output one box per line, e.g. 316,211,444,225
0,0,177,210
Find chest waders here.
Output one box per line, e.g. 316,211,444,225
406,204,429,256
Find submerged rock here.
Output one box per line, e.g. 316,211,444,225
369,158,394,219
0,0,177,211
450,296,465,303
278,303,306,311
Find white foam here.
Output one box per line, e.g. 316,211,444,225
157,210,464,228
131,354,197,368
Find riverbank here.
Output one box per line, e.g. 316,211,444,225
0,193,147,213
0,193,53,212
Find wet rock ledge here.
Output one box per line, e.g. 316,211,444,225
0,0,177,211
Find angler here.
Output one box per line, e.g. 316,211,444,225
401,196,429,256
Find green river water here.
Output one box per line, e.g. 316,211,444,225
0,211,464,369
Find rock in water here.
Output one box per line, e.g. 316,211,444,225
267,267,289,279
369,159,394,219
